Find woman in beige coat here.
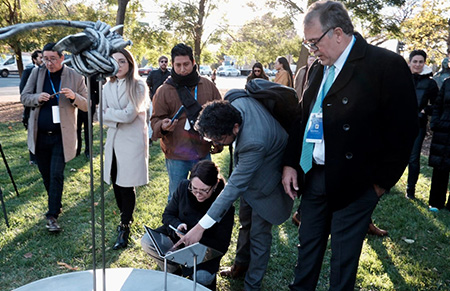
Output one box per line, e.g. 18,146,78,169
101,48,149,250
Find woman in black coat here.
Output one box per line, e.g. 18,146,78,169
141,160,234,290
428,77,450,211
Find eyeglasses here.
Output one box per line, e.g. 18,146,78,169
188,182,212,195
42,57,59,64
117,59,128,66
160,60,168,63
303,27,333,51
254,69,261,73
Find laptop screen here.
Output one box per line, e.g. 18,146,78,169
144,225,175,257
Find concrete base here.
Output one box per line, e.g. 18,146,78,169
13,268,210,291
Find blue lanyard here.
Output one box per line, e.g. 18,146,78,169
185,85,198,100
47,70,61,100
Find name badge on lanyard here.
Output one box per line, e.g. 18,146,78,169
305,112,323,143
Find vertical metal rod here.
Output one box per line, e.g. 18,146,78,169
0,143,19,196
87,77,96,291
98,77,106,291
164,258,168,291
0,188,9,227
193,255,197,291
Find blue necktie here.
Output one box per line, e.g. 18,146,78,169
300,65,335,173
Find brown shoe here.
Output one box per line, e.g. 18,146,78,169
219,264,248,278
292,211,301,227
367,223,388,237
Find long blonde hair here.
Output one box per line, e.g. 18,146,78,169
110,49,148,112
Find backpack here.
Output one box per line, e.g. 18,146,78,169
224,79,299,131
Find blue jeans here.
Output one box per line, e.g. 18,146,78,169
165,154,210,201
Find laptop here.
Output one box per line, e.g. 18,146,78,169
144,225,223,267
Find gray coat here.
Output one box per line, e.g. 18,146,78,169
207,97,293,225
21,65,88,163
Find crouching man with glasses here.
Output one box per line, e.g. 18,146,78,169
173,99,293,291
21,42,88,232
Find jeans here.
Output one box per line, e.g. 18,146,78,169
407,124,426,193
165,154,210,201
35,132,65,219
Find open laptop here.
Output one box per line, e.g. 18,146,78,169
144,225,222,268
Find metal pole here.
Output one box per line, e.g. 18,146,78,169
98,76,106,291
193,255,197,291
0,143,19,196
0,188,9,227
164,258,168,291
87,77,96,291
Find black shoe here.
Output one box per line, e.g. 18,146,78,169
405,187,415,199
113,224,130,250
46,217,62,232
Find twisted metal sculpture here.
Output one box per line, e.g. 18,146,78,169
0,20,132,78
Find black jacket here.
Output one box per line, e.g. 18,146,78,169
146,68,170,99
156,179,234,275
283,33,418,211
429,78,450,170
412,68,438,126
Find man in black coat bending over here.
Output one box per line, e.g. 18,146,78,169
282,1,418,290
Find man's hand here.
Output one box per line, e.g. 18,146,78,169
282,166,299,200
38,92,51,103
172,223,205,249
161,118,178,132
60,88,76,100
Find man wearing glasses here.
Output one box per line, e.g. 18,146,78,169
281,1,417,290
174,99,293,290
21,42,88,232
146,55,170,145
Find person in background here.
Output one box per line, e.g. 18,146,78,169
146,55,170,145
274,56,294,87
428,77,450,212
293,55,316,102
433,57,450,90
151,43,222,202
19,49,43,165
141,160,233,290
211,69,217,84
102,48,149,250
21,42,88,232
76,74,100,158
281,1,417,290
405,50,438,199
246,62,269,84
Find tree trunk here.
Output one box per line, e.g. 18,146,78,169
116,0,130,36
295,0,317,74
194,0,206,62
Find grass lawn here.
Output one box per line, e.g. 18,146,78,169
0,121,449,291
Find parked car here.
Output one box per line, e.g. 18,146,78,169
218,67,240,77
199,65,212,76
0,54,32,78
138,65,153,76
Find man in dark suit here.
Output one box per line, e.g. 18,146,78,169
281,1,418,290
175,99,293,290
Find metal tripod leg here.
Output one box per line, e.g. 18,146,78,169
0,187,9,227
0,143,19,196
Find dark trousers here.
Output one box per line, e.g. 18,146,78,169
76,109,94,156
111,152,136,224
429,168,450,209
289,165,379,291
35,132,65,219
234,197,273,291
407,124,426,191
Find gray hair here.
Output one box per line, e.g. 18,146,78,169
304,1,354,35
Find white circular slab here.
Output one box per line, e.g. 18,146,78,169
13,268,210,291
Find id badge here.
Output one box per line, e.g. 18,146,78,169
184,119,191,131
52,106,61,124
305,113,323,143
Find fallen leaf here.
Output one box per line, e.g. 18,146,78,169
401,237,415,244
24,252,32,258
8,126,13,130
70,168,76,172
57,261,78,271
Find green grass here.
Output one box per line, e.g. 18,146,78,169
0,121,449,290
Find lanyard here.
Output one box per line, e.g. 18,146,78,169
185,85,198,100
47,70,61,100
